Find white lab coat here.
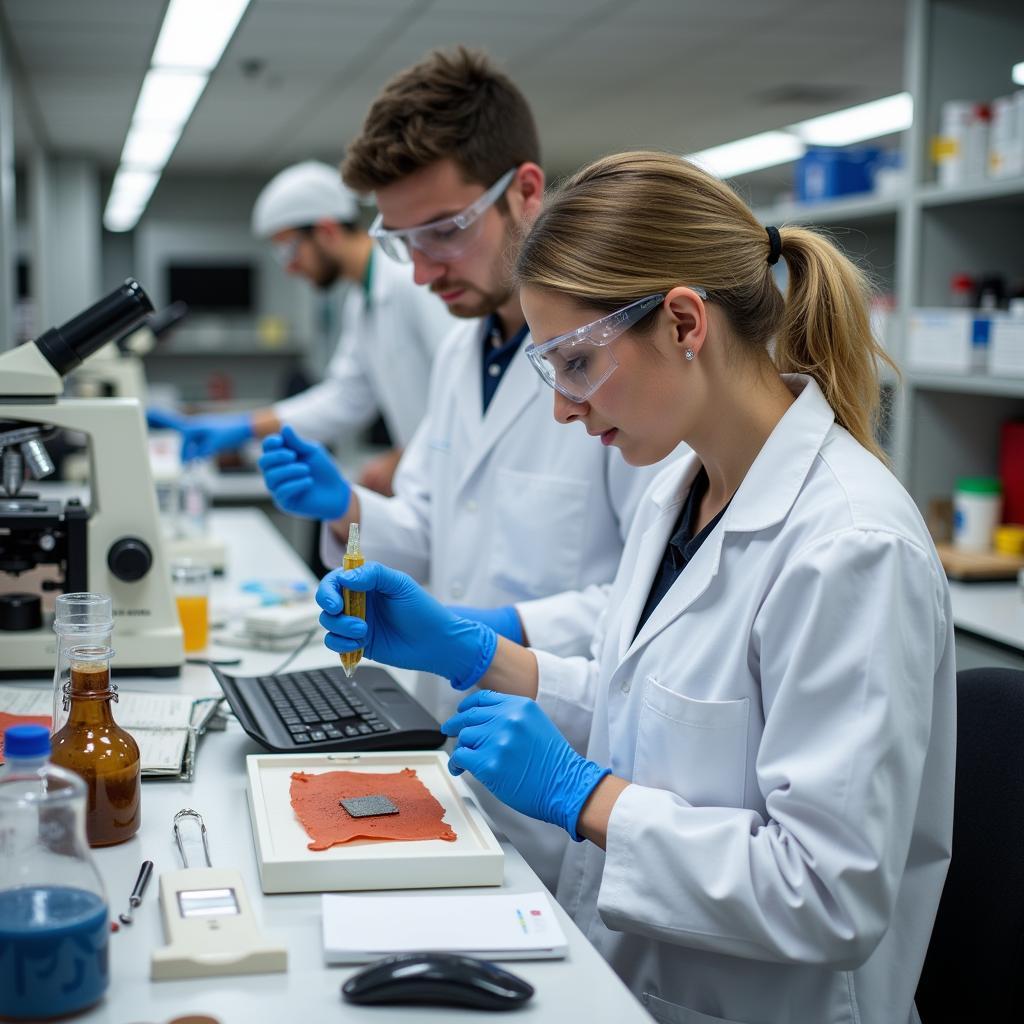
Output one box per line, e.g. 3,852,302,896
274,255,454,447
535,376,955,1024
322,317,672,888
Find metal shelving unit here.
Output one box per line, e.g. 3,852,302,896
749,0,1024,518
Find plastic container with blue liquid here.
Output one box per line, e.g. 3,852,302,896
0,724,110,1020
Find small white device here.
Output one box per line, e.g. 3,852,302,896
151,808,287,980
214,601,322,651
242,601,321,640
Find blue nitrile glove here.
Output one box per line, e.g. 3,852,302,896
146,407,187,431
258,425,351,520
146,408,253,461
316,562,498,690
447,604,524,645
179,413,254,461
442,690,610,840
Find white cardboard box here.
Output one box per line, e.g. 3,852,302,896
989,315,1024,377
246,750,504,894
906,309,988,374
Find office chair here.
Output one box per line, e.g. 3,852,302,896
915,667,1024,1021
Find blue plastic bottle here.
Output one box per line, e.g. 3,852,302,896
0,724,110,1019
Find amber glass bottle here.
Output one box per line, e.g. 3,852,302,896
50,645,141,846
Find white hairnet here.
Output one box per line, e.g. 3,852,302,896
251,160,360,237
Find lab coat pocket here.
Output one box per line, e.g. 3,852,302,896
634,677,749,808
642,992,748,1024
489,469,588,598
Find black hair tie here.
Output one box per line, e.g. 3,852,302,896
765,225,782,266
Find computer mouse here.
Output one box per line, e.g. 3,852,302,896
341,951,535,1011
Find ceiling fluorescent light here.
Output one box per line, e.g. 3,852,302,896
104,206,142,233
134,69,207,129
792,92,913,146
1013,61,1024,86
103,169,160,233
120,126,181,170
108,168,159,206
689,131,806,179
153,0,251,72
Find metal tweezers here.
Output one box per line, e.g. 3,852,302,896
172,807,212,868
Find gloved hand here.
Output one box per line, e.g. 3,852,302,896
258,425,351,520
316,562,498,690
447,604,524,645
442,691,610,840
146,407,187,431
146,408,253,461
179,413,254,461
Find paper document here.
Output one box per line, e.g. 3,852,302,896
0,685,218,778
322,890,568,964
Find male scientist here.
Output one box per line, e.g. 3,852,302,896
150,160,453,494
258,49,677,888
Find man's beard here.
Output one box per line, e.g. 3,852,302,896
309,242,342,290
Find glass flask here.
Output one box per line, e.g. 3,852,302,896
171,558,210,653
0,724,110,1019
50,645,141,847
51,592,113,736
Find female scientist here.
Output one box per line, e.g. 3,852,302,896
316,151,956,1024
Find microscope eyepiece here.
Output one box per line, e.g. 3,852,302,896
34,279,154,376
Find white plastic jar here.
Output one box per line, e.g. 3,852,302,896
953,477,1002,552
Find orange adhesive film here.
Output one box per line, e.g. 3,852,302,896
290,768,457,851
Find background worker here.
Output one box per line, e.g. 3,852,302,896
315,150,955,1024
150,160,453,495
258,50,674,889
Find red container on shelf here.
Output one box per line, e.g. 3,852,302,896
999,421,1024,524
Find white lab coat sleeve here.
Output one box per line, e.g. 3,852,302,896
319,415,433,581
532,599,608,752
598,528,950,969
273,297,379,443
516,584,610,657
533,648,602,756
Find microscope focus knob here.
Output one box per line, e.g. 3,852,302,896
107,537,152,582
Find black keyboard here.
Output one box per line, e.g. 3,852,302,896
212,664,445,753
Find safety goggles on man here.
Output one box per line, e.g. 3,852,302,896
369,168,517,264
525,289,707,404
271,226,312,267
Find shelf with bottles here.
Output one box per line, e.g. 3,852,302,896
916,174,1024,208
906,372,1024,400
913,204,1024,306
898,384,1024,510
916,0,1024,188
752,192,904,229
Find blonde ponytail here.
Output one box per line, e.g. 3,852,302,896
775,226,897,461
517,151,897,462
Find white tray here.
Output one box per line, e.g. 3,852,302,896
246,751,504,894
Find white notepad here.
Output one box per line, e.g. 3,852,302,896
0,685,219,778
322,890,568,964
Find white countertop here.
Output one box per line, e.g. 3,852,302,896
948,580,1024,651
4,508,648,1024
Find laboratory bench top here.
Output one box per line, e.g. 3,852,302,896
947,579,1024,654
3,508,649,1024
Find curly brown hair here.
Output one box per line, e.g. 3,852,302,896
341,47,540,193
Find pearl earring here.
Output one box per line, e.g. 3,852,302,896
685,348,695,362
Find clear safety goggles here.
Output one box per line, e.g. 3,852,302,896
525,289,706,404
369,168,517,263
270,227,312,268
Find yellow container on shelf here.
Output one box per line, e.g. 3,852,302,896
993,524,1024,556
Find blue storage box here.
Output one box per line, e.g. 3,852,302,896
795,147,881,203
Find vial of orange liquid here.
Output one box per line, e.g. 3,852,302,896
50,644,141,847
171,559,210,652
341,523,365,677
